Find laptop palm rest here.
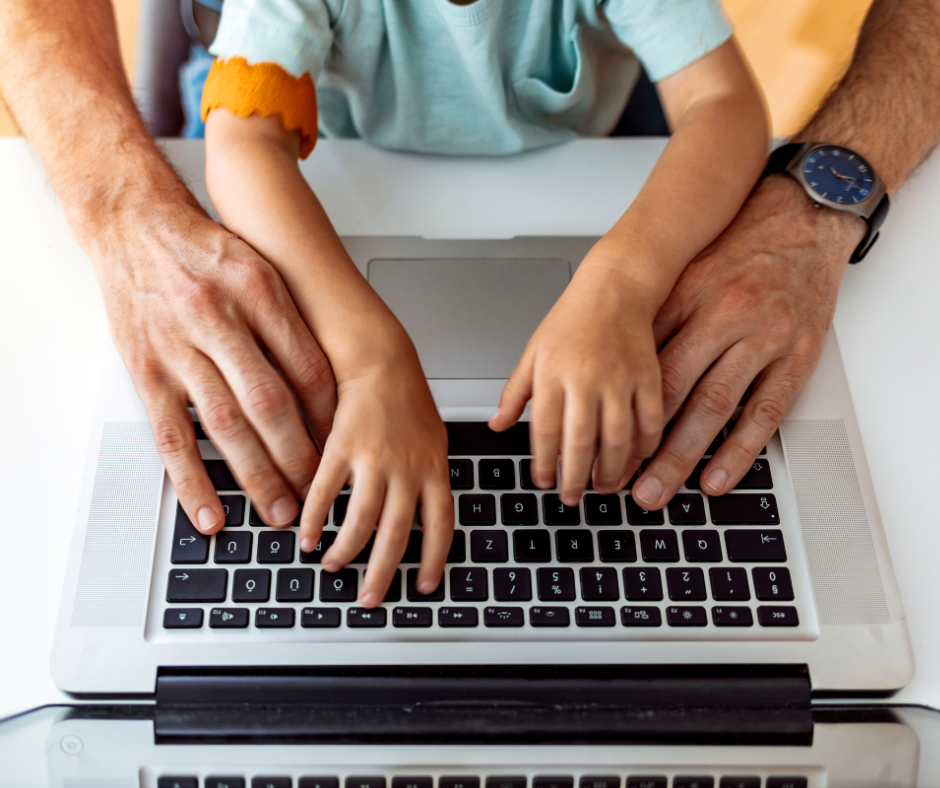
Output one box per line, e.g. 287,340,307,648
368,258,571,380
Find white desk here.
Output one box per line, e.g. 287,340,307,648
1,137,938,721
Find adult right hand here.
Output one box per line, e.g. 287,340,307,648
89,200,337,534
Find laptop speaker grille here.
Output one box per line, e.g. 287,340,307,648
780,419,890,625
70,421,164,628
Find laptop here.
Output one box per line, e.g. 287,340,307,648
3,702,937,787
50,236,913,734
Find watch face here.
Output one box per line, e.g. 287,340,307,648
802,146,875,204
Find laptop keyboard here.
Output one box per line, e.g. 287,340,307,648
158,422,811,639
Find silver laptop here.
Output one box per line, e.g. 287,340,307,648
50,236,913,716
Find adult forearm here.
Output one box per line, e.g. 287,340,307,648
796,0,940,193
0,0,199,248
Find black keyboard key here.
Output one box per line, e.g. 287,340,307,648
752,567,794,600
501,493,539,525
319,568,358,602
622,567,663,600
718,779,760,788
673,781,713,788
579,567,619,600
392,779,433,788
447,530,467,563
333,494,350,525
480,458,515,489
276,568,314,602
450,567,488,600
383,569,402,603
584,494,623,525
401,531,423,563
597,530,637,563
575,606,616,627
620,606,662,627
542,495,581,525
533,779,573,788
666,606,707,626
579,778,620,788
220,495,246,526
407,568,445,601
206,779,245,788
459,494,497,525
758,605,799,626
681,530,723,562
163,608,203,629
255,607,295,628
667,494,707,526
666,567,707,601
253,780,291,788
438,607,478,627
347,779,386,788
440,779,480,788
471,530,508,563
513,529,552,562
300,530,337,563
712,606,753,626
625,496,664,525
725,530,787,562
301,607,340,628
736,458,773,489
530,606,570,627
494,567,532,601
639,529,679,562
300,780,340,788
159,779,199,788
537,567,576,601
684,459,707,490
232,568,271,602
348,607,387,627
519,459,539,490
208,607,249,628
204,459,238,490
167,568,227,602
171,504,210,564
709,494,779,525
215,531,252,564
486,779,526,788
555,529,595,562
257,530,295,563
766,779,807,788
448,458,474,489
709,567,750,601
627,779,666,788
249,505,266,526
484,606,524,627
393,607,432,627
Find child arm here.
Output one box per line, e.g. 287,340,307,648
490,39,769,503
205,110,453,606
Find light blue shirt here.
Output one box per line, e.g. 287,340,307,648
211,0,732,155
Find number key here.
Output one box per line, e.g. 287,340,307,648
752,567,794,600
537,567,576,601
493,568,532,601
709,567,750,601
579,567,619,600
666,567,707,601
622,567,663,600
449,567,488,601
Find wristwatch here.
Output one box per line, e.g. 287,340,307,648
762,142,889,263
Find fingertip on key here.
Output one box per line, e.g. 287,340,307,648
197,506,221,532
359,592,381,608
270,495,297,526
300,537,316,552
703,468,728,495
634,475,663,508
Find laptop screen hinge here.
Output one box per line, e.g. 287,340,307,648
155,665,812,743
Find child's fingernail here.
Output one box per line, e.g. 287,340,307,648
197,507,219,532
301,537,315,552
360,592,380,608
703,468,728,493
418,580,437,594
634,475,662,506
271,496,297,525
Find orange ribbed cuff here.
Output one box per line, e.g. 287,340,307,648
201,57,318,158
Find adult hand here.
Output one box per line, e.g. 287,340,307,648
91,200,337,534
631,174,865,510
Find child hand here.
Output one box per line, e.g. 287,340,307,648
298,344,453,608
489,261,664,505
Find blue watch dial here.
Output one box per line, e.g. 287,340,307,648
802,146,875,204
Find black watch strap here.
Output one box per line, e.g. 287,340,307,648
763,142,889,264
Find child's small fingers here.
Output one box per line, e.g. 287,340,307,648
489,356,534,432
416,479,455,593
530,381,564,489
560,391,599,506
593,394,634,492
322,471,383,571
359,485,416,608
298,455,347,553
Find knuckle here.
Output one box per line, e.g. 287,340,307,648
695,380,738,419
201,398,245,439
153,419,195,459
245,378,291,422
659,361,686,406
751,395,788,430
293,350,334,394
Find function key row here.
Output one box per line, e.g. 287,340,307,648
166,565,794,605
164,603,799,630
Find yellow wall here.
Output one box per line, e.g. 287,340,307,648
0,0,873,138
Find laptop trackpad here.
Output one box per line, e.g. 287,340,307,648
368,258,571,379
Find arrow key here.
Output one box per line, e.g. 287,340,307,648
726,530,787,563
166,568,227,602
163,608,204,629
208,607,249,628
171,503,210,564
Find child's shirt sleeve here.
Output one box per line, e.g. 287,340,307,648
202,0,341,158
602,0,733,83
